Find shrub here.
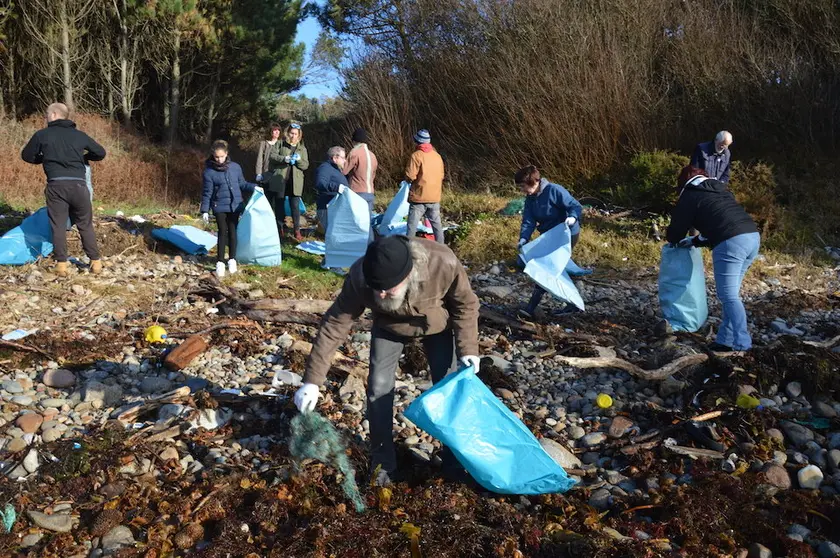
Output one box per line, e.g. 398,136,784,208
729,161,778,236
626,150,689,212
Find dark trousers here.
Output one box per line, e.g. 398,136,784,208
265,189,301,235
46,180,100,262
526,232,579,312
368,327,458,474
214,211,240,262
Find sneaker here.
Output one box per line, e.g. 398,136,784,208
708,342,733,352
215,261,226,278
227,259,237,274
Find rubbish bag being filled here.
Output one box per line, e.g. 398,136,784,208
236,187,281,266
0,208,54,265
324,190,371,268
284,197,306,216
659,244,708,332
377,181,410,236
151,225,217,255
405,365,578,495
520,224,585,311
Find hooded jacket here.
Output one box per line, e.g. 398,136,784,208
520,178,583,241
405,145,444,203
200,159,255,214
304,238,480,386
21,119,106,181
666,176,757,247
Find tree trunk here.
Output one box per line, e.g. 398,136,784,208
59,0,74,114
205,64,221,144
8,48,16,120
119,0,130,122
107,85,114,121
163,77,170,131
169,29,181,145
0,80,5,120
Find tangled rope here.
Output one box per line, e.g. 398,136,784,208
289,412,366,513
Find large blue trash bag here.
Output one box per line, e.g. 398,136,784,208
659,244,708,332
0,208,54,265
324,190,371,268
151,225,217,255
378,181,410,236
405,365,578,495
236,187,281,266
284,197,307,216
520,224,585,311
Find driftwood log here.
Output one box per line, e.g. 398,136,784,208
556,353,708,381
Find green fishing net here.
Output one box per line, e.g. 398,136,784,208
289,412,366,513
500,197,526,216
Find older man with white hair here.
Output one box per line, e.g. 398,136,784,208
314,146,349,233
691,130,733,184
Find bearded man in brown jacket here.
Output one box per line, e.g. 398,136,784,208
293,235,480,485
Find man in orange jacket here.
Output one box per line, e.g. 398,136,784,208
404,129,445,243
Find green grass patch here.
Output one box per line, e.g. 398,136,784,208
230,243,344,299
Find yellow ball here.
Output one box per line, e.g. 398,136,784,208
596,393,613,409
144,325,168,344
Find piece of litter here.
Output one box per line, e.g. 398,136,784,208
2,329,37,341
130,215,146,223
115,211,125,217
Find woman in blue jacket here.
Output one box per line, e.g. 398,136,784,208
515,165,583,318
200,140,255,278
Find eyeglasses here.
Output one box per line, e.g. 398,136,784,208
290,123,301,130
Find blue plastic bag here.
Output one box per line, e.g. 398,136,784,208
378,181,410,236
405,365,578,495
659,244,708,332
296,240,326,256
324,190,371,268
0,208,54,265
236,188,281,266
520,225,585,311
151,225,217,255
284,197,306,216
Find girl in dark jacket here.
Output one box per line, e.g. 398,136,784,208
667,166,760,351
200,140,255,278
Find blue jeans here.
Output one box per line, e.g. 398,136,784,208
712,232,760,350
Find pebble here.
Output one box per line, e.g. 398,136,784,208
84,381,124,407
20,533,43,548
766,429,784,443
140,377,173,394
763,465,791,489
797,465,824,489
581,432,607,447
7,438,28,452
588,488,612,510
22,448,39,473
27,510,73,532
608,416,633,439
11,395,33,406
568,426,586,440
814,401,838,418
2,380,24,393
748,543,773,558
539,438,582,469
101,525,136,552
43,368,76,388
40,398,70,408
828,450,840,471
16,413,43,434
496,388,515,401
779,421,814,448
785,382,802,398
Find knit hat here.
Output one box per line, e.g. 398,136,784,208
352,128,368,143
362,236,413,291
413,129,431,144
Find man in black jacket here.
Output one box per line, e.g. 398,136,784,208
21,103,105,277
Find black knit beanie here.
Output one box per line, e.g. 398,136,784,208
352,128,368,143
362,236,413,291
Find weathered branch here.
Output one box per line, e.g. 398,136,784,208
556,353,708,381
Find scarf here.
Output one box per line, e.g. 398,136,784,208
417,143,434,153
208,157,230,172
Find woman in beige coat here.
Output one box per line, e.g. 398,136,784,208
255,123,282,184
268,123,309,240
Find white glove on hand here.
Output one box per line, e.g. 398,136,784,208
256,174,263,182
678,236,695,248
284,155,291,164
517,238,528,249
460,355,481,371
338,184,348,194
565,216,577,227
294,383,320,413
201,212,210,223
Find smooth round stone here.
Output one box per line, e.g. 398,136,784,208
11,396,33,406
42,428,62,443
43,369,76,388
40,398,69,408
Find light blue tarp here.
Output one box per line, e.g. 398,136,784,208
296,240,326,256
0,208,54,265
236,187,282,266
151,225,217,255
405,365,578,495
324,190,371,269
378,181,410,235
659,244,708,332
284,197,307,216
520,224,585,311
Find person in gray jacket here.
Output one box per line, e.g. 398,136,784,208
255,123,282,184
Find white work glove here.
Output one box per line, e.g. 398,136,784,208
256,174,263,182
293,383,320,413
460,355,481,371
284,155,291,164
517,238,527,250
565,216,577,227
201,212,210,223
678,236,695,248
338,184,348,194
